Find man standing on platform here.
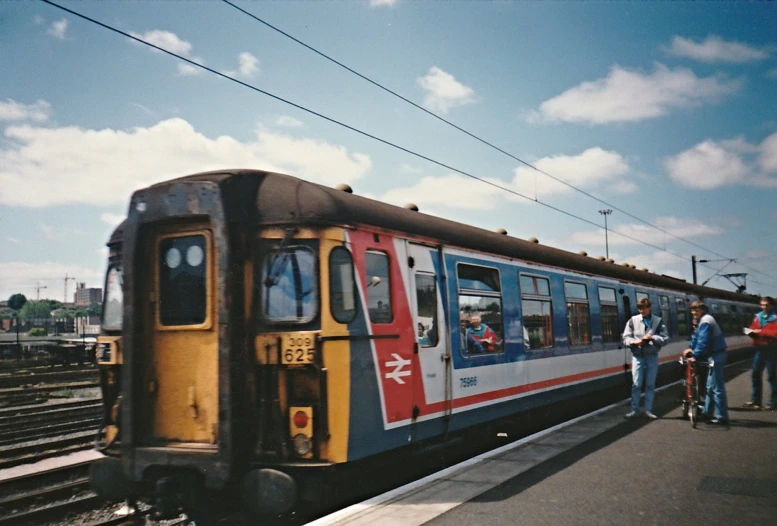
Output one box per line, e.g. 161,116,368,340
623,298,669,420
683,300,729,425
743,296,777,410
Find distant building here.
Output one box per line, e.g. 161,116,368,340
74,283,102,307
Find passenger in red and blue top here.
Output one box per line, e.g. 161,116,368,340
743,296,777,410
683,300,728,425
467,314,498,352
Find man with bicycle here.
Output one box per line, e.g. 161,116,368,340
683,300,729,425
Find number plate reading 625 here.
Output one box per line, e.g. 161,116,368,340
282,334,316,364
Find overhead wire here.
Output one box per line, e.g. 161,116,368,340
219,0,776,286
39,0,776,291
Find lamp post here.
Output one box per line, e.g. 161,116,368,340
598,209,613,259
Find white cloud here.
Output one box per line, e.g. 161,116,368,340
665,131,777,189
381,174,503,210
47,19,68,40
417,67,476,114
370,0,399,7
6,237,19,244
128,30,203,75
567,217,724,248
664,35,771,63
0,117,372,207
100,213,125,227
39,222,83,240
512,147,631,199
238,52,259,79
529,63,741,125
399,163,422,174
0,99,51,122
275,116,303,128
0,262,104,303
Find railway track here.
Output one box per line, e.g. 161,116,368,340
0,431,95,470
0,367,98,390
0,382,100,408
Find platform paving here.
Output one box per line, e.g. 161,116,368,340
311,359,777,526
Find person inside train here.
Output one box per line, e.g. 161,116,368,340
683,300,729,425
743,296,777,410
417,322,430,346
622,297,669,420
460,316,485,354
467,314,498,352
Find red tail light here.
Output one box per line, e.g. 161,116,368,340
293,410,309,429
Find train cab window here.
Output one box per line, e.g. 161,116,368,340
261,245,318,323
658,295,671,333
366,251,393,323
458,264,503,354
415,273,438,347
565,282,591,346
598,286,619,343
330,247,356,324
102,265,123,331
676,298,689,336
520,274,553,350
158,234,208,326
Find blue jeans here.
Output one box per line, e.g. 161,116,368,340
751,348,777,406
631,353,658,412
705,354,728,420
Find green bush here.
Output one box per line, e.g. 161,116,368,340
29,328,48,336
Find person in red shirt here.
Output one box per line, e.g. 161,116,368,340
744,296,777,410
467,314,499,352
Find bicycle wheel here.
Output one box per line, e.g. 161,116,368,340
690,380,700,428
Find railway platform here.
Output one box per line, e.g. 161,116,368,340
309,358,777,526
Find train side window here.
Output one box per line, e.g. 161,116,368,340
366,251,393,323
598,286,619,343
330,247,356,324
521,274,553,350
658,295,671,332
676,298,689,336
415,273,438,347
565,281,591,346
458,264,503,354
102,265,123,331
636,291,649,303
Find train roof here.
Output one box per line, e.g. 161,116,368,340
129,169,757,305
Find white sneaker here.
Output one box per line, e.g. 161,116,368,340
645,412,658,420
624,411,638,419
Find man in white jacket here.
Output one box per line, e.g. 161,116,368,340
622,297,669,419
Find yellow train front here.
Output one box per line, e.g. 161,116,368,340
91,171,362,521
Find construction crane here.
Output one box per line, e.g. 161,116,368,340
34,281,47,300
64,274,75,303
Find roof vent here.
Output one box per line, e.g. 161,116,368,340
528,237,539,244
606,258,615,264
641,268,649,272
597,256,606,261
336,184,353,194
404,203,419,212
578,250,588,256
621,262,630,267
629,264,637,269
496,228,508,235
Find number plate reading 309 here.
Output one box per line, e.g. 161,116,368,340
282,334,316,364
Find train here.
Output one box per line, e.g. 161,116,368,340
90,169,758,522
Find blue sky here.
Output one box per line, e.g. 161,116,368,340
1,0,777,302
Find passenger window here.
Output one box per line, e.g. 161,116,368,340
366,251,393,323
676,298,688,336
636,292,649,303
521,275,553,350
565,282,591,346
598,286,619,343
458,264,503,354
659,295,671,333
330,247,356,324
415,273,438,347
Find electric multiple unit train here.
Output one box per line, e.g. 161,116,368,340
91,169,758,521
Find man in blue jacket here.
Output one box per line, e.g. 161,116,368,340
622,298,669,419
683,300,729,425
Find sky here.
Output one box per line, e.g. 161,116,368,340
1,0,777,303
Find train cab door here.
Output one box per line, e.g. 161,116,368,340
407,243,451,438
146,227,220,445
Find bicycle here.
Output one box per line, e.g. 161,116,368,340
679,356,710,428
